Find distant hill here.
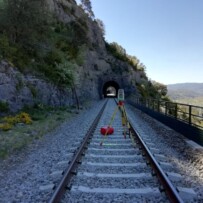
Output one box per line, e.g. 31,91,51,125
167,83,203,106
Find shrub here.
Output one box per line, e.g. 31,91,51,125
3,116,20,125
3,112,32,125
27,83,37,98
0,34,31,69
0,123,13,131
0,101,9,113
17,112,32,124
43,49,63,67
0,1,87,88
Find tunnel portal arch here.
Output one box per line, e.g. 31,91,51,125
102,81,120,98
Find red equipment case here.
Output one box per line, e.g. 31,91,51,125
100,126,114,135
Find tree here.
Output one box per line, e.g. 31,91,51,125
152,81,168,96
111,42,127,56
81,0,95,19
137,63,146,71
0,0,50,45
127,55,139,70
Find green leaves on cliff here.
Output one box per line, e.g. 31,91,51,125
105,41,168,99
0,0,88,87
137,81,168,99
80,0,95,19
0,101,9,113
0,0,52,68
0,0,50,46
106,42,148,73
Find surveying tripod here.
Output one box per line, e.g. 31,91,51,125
100,101,131,146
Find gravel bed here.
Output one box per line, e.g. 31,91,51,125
83,156,144,163
3,99,201,202
88,143,134,149
91,138,132,143
64,100,168,203
126,103,203,202
87,148,140,156
62,192,169,203
77,164,149,174
0,99,106,203
71,176,159,188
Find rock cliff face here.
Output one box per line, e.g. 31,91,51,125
0,0,144,112
0,61,75,112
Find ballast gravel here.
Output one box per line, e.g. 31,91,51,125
0,100,106,203
1,99,202,202
63,99,169,203
126,103,203,202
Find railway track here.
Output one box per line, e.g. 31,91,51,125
48,99,194,203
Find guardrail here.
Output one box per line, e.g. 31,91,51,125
133,97,203,129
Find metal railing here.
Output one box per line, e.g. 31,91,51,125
133,97,203,129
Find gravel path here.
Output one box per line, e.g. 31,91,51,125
0,100,106,203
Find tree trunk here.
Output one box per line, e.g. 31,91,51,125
72,84,80,110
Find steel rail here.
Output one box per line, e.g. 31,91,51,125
115,99,184,203
128,117,184,203
49,100,107,203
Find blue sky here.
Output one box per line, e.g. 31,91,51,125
77,0,203,85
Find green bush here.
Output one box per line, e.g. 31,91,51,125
44,50,63,66
0,101,9,113
0,34,30,69
0,1,88,88
27,84,37,98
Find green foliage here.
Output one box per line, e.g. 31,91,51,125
0,100,9,112
0,0,89,87
80,0,95,18
136,83,148,98
145,81,167,99
58,20,88,58
0,34,30,68
0,0,50,44
153,81,167,96
68,19,89,47
15,73,24,91
75,45,87,65
136,81,167,100
34,18,88,86
44,50,63,65
106,42,127,62
3,112,32,126
106,41,148,74
0,122,12,131
54,62,75,87
0,105,72,159
27,83,37,98
127,55,139,69
0,0,51,70
61,3,75,14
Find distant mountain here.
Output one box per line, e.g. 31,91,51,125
167,83,203,106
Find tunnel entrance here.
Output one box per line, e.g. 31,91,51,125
102,81,120,98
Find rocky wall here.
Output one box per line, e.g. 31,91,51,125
0,61,75,113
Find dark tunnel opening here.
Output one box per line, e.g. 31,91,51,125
102,81,120,98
